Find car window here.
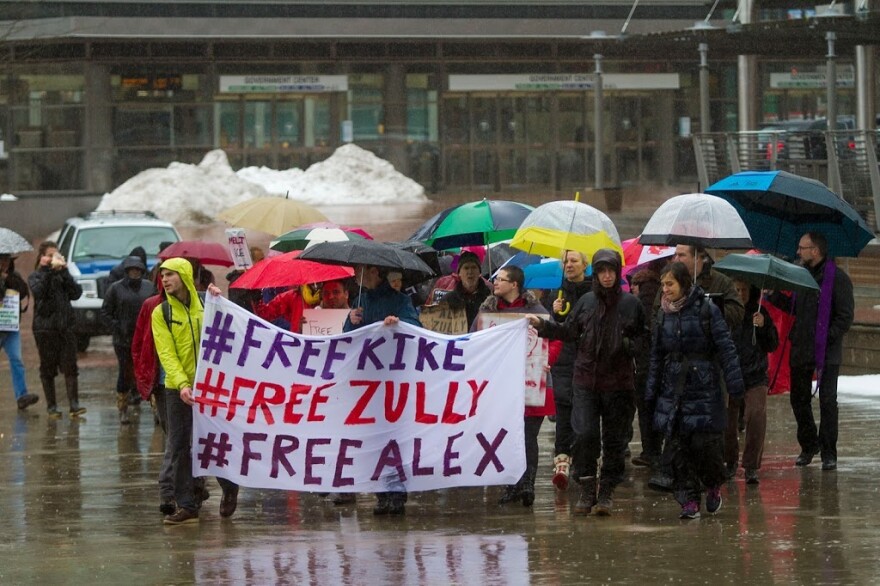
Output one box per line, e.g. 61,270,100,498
71,225,179,261
58,224,75,258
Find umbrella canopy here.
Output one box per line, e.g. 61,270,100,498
0,227,33,255
270,225,369,253
509,199,623,261
291,222,372,240
705,170,875,259
158,240,233,267
621,237,675,274
409,199,534,250
229,250,354,289
713,253,819,293
298,239,436,283
638,193,753,249
386,240,443,276
217,196,328,236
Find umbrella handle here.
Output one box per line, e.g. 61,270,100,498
555,290,571,316
301,284,321,306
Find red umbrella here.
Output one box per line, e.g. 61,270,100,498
158,240,234,267
230,250,354,289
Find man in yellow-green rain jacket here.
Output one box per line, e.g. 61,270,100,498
152,257,239,525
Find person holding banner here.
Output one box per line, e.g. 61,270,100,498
1,253,39,410
477,265,558,507
152,257,240,525
344,263,421,515
529,249,647,517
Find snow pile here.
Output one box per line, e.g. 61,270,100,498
96,144,427,225
837,374,880,404
97,150,270,224
236,144,426,205
1,193,18,201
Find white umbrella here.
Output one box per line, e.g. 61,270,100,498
0,227,33,255
638,193,753,249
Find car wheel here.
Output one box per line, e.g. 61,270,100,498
76,335,91,353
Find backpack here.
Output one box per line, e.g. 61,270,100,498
161,291,206,331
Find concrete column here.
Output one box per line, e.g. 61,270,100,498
593,54,604,190
826,32,837,126
699,43,711,133
84,62,113,193
736,0,757,131
383,63,409,174
855,46,875,130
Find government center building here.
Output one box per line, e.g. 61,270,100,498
0,1,877,197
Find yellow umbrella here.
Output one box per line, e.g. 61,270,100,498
217,196,328,236
509,196,623,261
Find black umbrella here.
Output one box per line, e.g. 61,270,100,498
299,239,436,282
386,239,442,276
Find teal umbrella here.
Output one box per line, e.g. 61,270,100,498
714,253,818,293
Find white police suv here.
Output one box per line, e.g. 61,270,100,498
55,211,180,351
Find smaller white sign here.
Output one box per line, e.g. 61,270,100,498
226,229,253,270
302,308,349,336
0,289,21,332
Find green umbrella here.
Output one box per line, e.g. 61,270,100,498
714,253,818,293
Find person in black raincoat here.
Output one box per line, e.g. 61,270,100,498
645,262,744,520
531,249,647,516
103,255,157,423
28,241,85,417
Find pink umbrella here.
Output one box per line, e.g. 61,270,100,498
158,240,234,267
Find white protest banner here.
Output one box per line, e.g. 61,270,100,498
474,312,548,407
226,228,253,270
0,289,21,331
192,296,527,492
301,308,348,336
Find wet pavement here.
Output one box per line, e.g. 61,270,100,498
3,197,880,584
4,335,880,584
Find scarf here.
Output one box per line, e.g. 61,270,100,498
814,258,837,386
661,288,691,314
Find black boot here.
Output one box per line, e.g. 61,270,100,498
388,491,407,515
593,483,614,516
574,476,597,515
373,492,391,515
66,375,86,416
521,468,536,507
498,483,523,505
41,375,61,418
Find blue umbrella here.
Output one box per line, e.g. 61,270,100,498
705,170,874,259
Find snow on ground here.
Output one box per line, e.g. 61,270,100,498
95,144,426,225
837,374,880,403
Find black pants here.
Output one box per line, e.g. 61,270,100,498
634,383,663,463
570,386,630,489
113,344,136,394
669,431,725,505
790,364,840,461
551,365,575,457
518,416,544,488
34,330,78,379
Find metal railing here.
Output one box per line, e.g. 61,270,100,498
694,130,880,232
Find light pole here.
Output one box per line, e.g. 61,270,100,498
826,31,837,129
594,53,604,191
699,42,711,133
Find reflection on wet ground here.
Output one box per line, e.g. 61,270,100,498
3,338,880,584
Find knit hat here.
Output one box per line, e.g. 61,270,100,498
457,251,481,272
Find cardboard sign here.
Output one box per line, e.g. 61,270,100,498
0,289,20,332
475,312,548,407
419,304,469,335
226,228,253,270
301,308,349,336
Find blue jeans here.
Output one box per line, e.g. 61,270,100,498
1,330,28,400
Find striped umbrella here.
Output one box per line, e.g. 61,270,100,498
270,225,369,253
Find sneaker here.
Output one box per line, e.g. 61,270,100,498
17,393,40,410
552,454,571,491
163,508,199,525
679,501,700,519
47,407,63,419
219,486,239,518
70,405,87,417
706,486,722,514
745,468,760,485
159,498,177,516
795,448,818,467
